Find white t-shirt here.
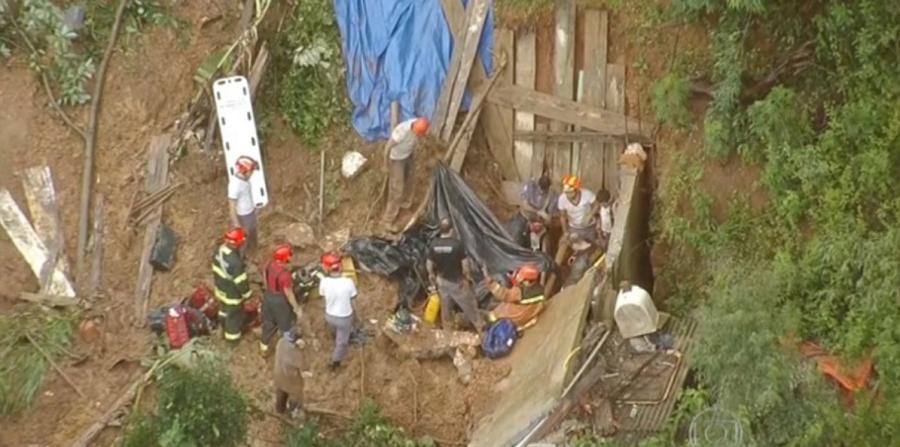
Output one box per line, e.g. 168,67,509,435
599,204,613,234
319,276,357,318
558,189,596,229
389,119,417,160
228,178,254,216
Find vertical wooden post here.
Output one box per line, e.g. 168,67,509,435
605,64,626,197
390,101,400,129
550,0,576,181
580,10,609,193
514,32,536,181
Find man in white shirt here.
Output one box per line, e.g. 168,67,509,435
381,117,430,230
558,175,601,244
318,251,357,370
229,156,259,256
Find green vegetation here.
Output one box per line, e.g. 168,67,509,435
123,352,247,447
0,312,75,414
287,400,433,447
0,0,173,106
650,73,692,130
273,0,349,146
647,0,900,445
495,0,552,27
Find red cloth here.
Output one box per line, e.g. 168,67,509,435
265,261,293,294
799,341,874,406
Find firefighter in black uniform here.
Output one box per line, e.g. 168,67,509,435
212,228,253,342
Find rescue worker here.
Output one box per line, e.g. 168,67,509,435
229,156,260,257
507,173,553,248
260,244,303,356
426,218,485,332
381,117,430,230
274,327,306,418
212,228,253,342
483,264,546,329
318,252,357,370
558,175,601,244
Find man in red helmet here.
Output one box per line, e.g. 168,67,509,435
483,264,546,330
381,116,430,231
318,251,357,370
259,244,304,356
212,227,254,342
229,156,260,256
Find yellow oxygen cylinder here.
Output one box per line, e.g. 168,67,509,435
424,290,441,323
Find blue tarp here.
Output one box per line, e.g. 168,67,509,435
334,0,494,141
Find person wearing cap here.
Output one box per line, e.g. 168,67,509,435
229,156,260,257
426,218,485,332
508,172,554,248
259,244,303,356
381,117,430,230
273,327,306,418
557,175,601,244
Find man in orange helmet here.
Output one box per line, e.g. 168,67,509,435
558,174,601,244
229,156,260,257
259,244,304,356
483,264,546,330
381,117,430,231
212,227,254,342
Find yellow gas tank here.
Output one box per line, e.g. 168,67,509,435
423,290,441,323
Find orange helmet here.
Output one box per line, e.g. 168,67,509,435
562,175,581,192
224,227,246,246
512,264,540,285
235,156,258,175
321,251,342,272
273,244,293,263
412,117,430,136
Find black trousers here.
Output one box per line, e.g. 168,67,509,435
261,293,296,347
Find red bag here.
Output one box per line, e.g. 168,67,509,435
242,298,261,331
188,284,219,321
165,305,191,349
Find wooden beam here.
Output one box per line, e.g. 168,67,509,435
550,0,576,182
134,135,171,325
0,189,76,298
514,130,633,144
449,57,507,171
440,0,490,143
488,83,650,137
514,31,536,181
21,166,70,291
579,10,609,193
605,64,626,196
432,1,468,138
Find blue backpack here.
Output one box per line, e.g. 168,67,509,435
482,319,518,359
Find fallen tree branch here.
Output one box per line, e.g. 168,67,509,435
25,332,86,398
76,0,130,283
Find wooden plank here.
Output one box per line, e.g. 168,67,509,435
440,0,490,143
432,0,469,138
514,130,629,143
514,32,537,181
572,70,585,174
134,135,171,324
19,292,79,307
531,122,548,178
449,58,507,172
578,10,608,193
441,0,518,180
488,83,650,137
21,166,70,290
0,189,76,298
549,0,576,183
605,64,626,196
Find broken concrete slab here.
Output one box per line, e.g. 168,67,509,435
279,221,317,248
319,228,351,252
383,328,480,360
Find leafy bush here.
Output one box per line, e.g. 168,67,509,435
122,359,248,447
650,73,692,130
286,400,433,447
0,312,75,414
274,0,348,146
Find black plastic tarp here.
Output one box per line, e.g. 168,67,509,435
343,162,554,310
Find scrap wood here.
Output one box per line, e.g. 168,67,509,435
77,0,130,282
448,55,508,172
248,41,270,99
19,292,80,307
439,0,490,143
487,84,652,137
25,332,86,399
21,166,69,292
134,135,171,325
0,189,76,298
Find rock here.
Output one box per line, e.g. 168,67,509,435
79,319,102,344
280,222,317,248
319,228,351,252
453,347,475,385
341,151,368,179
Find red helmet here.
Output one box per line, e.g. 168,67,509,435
412,117,430,136
235,156,258,175
512,264,540,286
224,227,246,246
562,174,582,192
273,244,293,263
321,251,342,272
